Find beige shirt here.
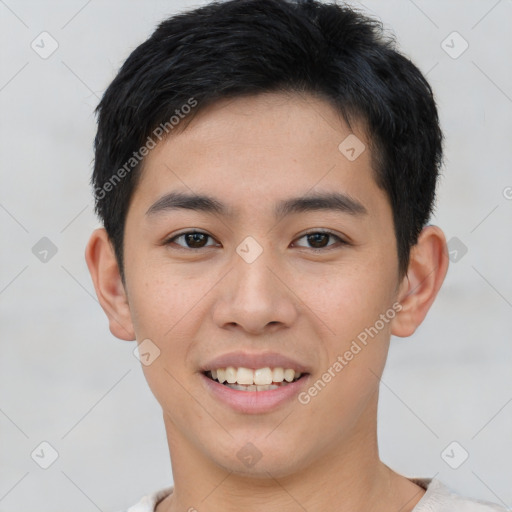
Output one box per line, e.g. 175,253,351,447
122,478,510,512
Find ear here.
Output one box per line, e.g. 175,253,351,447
391,225,449,337
85,228,136,341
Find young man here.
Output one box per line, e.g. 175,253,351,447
85,0,508,510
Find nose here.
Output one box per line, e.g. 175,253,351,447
212,246,299,335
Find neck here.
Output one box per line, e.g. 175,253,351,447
158,393,425,512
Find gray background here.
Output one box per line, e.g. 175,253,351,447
1,0,511,510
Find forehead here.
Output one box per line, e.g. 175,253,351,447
130,91,388,221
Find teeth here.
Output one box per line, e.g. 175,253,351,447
225,366,237,384
236,367,254,385
216,368,226,383
284,369,295,382
225,383,280,391
254,367,273,385
272,367,284,382
207,366,303,387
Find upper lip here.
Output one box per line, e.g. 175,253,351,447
201,351,311,374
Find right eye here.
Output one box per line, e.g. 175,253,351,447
163,231,220,250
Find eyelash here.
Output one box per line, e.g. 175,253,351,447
163,230,348,252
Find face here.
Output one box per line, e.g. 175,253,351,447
121,92,403,477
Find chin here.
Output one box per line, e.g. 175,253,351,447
210,438,306,480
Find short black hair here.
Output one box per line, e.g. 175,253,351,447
92,0,443,282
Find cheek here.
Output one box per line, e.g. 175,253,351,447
300,285,393,434
127,262,199,337
303,262,396,339
128,270,203,409
301,262,396,409
126,263,219,377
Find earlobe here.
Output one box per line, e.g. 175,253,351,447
391,225,449,338
85,228,136,341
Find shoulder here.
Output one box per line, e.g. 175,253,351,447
117,480,510,512
411,478,510,512
117,486,174,512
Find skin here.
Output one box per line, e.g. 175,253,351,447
86,91,448,512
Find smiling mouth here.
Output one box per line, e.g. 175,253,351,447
204,367,307,392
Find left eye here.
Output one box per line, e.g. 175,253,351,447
293,231,344,250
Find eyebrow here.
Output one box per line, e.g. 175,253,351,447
145,191,367,219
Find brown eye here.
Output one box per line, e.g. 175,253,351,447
306,233,330,248
293,231,346,250
165,231,217,249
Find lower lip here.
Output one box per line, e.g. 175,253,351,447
200,373,309,414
